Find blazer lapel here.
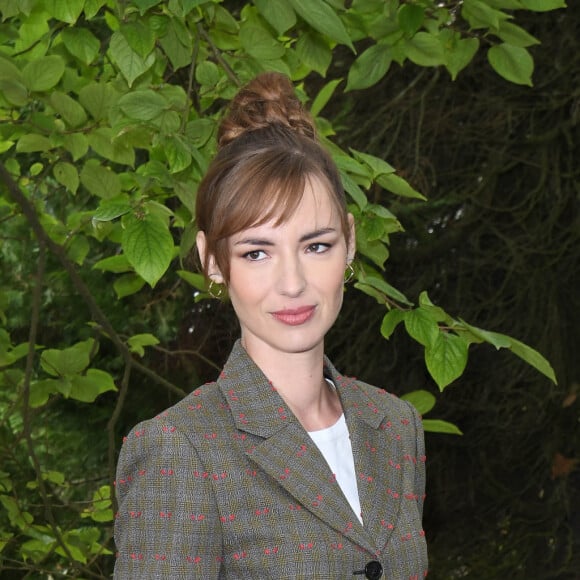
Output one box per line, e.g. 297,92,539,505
335,372,405,553
249,421,378,553
216,341,387,555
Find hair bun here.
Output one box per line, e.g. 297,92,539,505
218,72,316,148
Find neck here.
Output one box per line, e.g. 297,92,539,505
240,340,342,431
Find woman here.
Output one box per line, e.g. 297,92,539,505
114,73,428,579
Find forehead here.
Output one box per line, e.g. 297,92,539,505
239,176,340,236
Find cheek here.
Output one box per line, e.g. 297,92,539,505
316,265,346,301
227,272,263,308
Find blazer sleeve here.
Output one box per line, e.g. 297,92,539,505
409,401,427,520
114,417,223,579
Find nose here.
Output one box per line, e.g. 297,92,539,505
276,254,306,296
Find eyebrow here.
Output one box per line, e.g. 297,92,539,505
233,227,337,246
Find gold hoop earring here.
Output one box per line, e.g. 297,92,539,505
208,280,224,299
344,262,355,284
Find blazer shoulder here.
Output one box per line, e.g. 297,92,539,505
134,381,234,441
350,377,419,420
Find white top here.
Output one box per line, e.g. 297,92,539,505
308,413,363,524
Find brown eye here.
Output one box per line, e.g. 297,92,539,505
307,243,331,254
243,250,266,261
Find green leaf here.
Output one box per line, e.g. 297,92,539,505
462,0,510,29
494,21,540,48
67,235,90,265
0,78,28,106
422,419,463,435
0,55,23,82
84,0,107,19
295,31,332,76
61,28,102,65
440,31,480,80
21,535,57,561
195,61,221,87
22,56,65,92
69,369,117,402
109,30,155,87
118,89,169,121
288,0,354,51
508,337,557,384
418,292,448,322
121,21,156,58
30,378,58,407
122,213,174,287
16,134,52,153
134,0,163,14
355,237,390,269
255,0,297,34
88,127,135,166
93,196,132,222
160,17,194,70
40,339,95,378
380,308,406,339
350,149,395,178
460,320,556,382
340,170,368,210
361,214,386,242
163,135,192,173
82,485,114,523
55,535,87,564
0,495,33,530
240,22,286,60
488,43,534,86
425,332,469,390
0,57,26,105
459,320,513,348
405,32,445,67
376,172,426,200
93,198,132,222
44,0,84,23
177,269,207,290
53,162,79,194
521,0,566,10
93,254,132,273
485,0,525,7
80,161,122,199
127,333,160,356
42,470,65,485
79,82,119,121
397,4,425,36
333,152,370,178
0,336,29,367
357,275,412,306
63,133,89,161
180,0,207,15
310,78,342,117
113,273,147,298
402,389,436,415
346,43,391,91
404,308,439,347
50,92,87,128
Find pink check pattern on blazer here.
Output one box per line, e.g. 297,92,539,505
114,340,428,579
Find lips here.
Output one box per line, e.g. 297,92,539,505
271,305,316,326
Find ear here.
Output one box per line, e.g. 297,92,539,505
346,213,356,263
196,231,224,283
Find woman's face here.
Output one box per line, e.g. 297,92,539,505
224,177,354,362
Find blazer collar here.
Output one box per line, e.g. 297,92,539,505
218,339,388,437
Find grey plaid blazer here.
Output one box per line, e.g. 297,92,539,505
114,340,428,579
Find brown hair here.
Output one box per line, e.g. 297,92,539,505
195,72,350,283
